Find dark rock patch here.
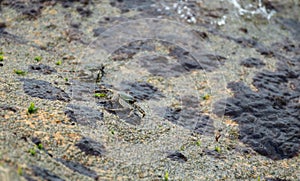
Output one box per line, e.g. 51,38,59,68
240,57,265,68
166,151,188,163
28,64,57,75
164,95,215,136
65,104,103,126
56,158,98,179
119,81,164,101
30,165,65,181
21,79,70,102
75,137,105,157
213,58,300,160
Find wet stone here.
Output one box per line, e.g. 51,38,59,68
21,79,70,102
28,64,57,75
167,151,188,163
164,95,215,135
65,104,103,126
30,165,65,181
56,158,98,179
214,65,300,160
240,57,265,68
75,137,105,157
119,81,164,101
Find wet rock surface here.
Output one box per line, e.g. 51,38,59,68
214,56,300,160
21,78,71,102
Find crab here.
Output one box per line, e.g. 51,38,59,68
94,86,145,124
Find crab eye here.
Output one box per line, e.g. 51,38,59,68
127,99,135,104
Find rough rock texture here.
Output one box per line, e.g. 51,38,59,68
214,56,300,160
21,78,71,102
